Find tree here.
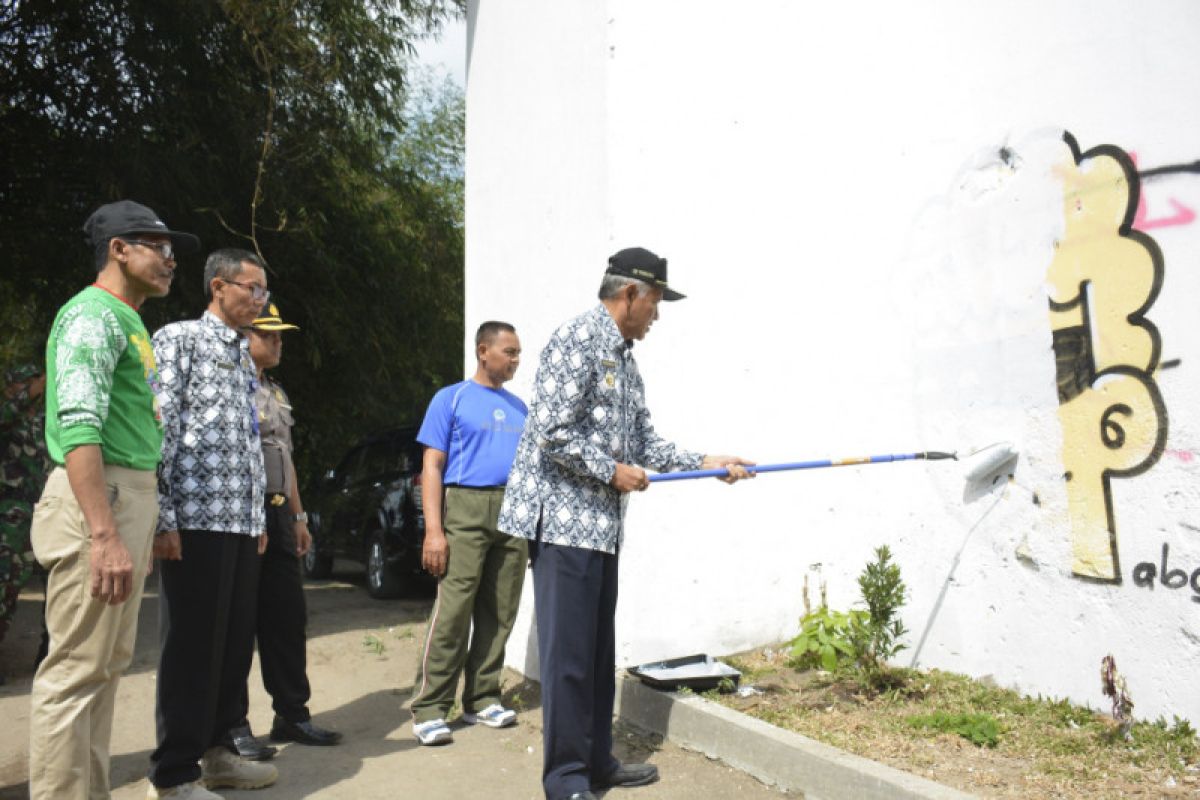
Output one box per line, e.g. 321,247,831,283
1,0,465,476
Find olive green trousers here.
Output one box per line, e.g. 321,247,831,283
411,487,527,722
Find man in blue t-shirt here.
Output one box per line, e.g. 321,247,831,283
410,321,529,745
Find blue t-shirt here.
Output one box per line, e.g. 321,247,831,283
417,380,528,487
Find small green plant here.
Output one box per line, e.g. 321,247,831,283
1170,715,1197,742
1125,715,1200,761
362,633,386,656
849,545,908,685
908,711,1000,748
789,605,865,672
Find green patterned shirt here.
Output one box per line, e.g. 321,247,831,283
44,286,164,470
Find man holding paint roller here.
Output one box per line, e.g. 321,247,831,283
498,247,752,800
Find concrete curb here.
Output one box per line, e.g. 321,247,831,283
614,674,977,800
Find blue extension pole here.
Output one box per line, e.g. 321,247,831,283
647,451,957,483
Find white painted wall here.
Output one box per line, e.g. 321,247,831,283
466,0,1200,724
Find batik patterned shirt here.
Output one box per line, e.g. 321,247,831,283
498,304,702,554
154,312,266,535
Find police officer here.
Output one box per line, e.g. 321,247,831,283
227,303,341,759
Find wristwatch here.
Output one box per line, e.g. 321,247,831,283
292,512,308,524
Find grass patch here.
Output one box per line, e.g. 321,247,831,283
908,711,1000,748
362,633,386,656
714,647,1200,798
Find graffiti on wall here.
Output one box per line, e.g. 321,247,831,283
1135,156,1200,231
1046,132,1169,583
1132,543,1200,603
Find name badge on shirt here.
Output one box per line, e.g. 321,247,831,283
217,361,235,370
602,358,618,387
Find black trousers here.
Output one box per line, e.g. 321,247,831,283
530,540,621,800
236,502,311,726
150,530,260,789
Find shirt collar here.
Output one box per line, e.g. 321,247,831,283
201,310,244,344
592,304,629,355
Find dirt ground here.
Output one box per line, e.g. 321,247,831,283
0,565,785,799
719,648,1200,799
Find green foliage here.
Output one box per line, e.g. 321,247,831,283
908,711,1000,748
849,545,908,683
390,69,466,225
789,605,866,672
362,633,386,656
0,0,465,479
1126,715,1200,761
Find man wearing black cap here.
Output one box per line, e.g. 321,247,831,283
28,200,198,800
498,247,753,800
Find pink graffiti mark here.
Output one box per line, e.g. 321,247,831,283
1130,152,1196,231
1166,449,1197,464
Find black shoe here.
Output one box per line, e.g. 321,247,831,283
229,724,278,761
593,762,659,788
564,793,598,800
269,716,343,746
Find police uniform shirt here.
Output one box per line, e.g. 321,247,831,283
256,375,295,498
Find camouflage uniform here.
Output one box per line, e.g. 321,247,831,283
0,363,51,646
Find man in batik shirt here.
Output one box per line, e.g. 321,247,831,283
498,247,753,800
149,248,276,799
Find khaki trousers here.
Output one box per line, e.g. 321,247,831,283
411,486,527,722
28,465,158,800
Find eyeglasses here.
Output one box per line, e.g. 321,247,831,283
223,279,271,303
121,239,174,260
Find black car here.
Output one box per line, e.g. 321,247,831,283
304,428,429,598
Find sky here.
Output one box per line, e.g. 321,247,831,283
412,14,467,88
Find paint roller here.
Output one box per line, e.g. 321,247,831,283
646,442,1019,484
961,442,1020,484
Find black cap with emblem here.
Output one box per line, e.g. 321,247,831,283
605,246,685,301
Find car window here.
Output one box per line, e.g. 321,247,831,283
332,435,421,489
404,441,422,473
358,442,408,483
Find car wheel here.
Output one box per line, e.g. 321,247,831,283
366,530,402,599
303,535,334,579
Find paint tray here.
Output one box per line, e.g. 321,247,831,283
627,653,741,693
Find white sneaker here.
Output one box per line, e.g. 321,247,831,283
147,781,224,799
413,717,454,745
200,746,278,790
462,703,517,728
